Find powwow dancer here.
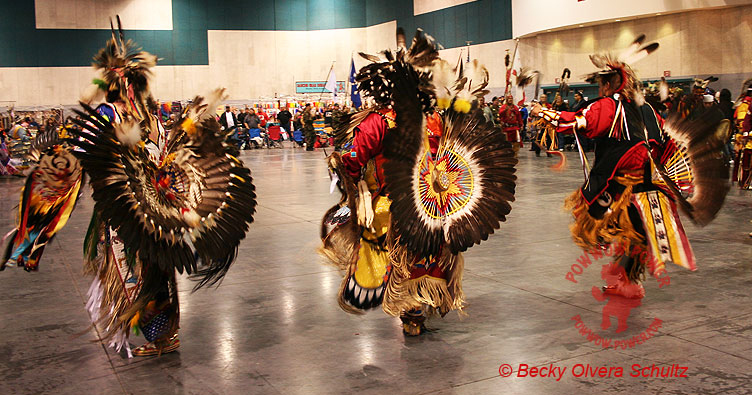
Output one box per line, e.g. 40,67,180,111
68,18,256,357
2,126,83,271
320,29,517,335
531,35,729,299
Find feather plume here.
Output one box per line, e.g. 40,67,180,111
396,27,406,49
559,68,571,97
114,119,142,148
81,83,105,105
618,34,646,61
516,67,539,88
358,52,382,63
454,59,489,113
432,59,460,110
92,17,158,122
623,42,659,65
737,78,752,102
656,112,730,226
405,29,441,69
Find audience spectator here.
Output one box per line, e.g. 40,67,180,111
490,96,501,126
303,104,316,151
531,94,551,157
569,91,592,152
277,106,293,136
480,96,493,123
219,106,238,131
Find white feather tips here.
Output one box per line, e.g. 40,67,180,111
187,88,228,124
432,59,457,109
183,209,201,228
114,119,142,147
431,58,488,112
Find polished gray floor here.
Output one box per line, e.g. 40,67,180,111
1,145,751,395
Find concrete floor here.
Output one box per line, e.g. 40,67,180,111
1,145,751,395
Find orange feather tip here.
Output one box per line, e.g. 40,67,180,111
548,151,566,171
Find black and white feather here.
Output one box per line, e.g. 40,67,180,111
67,94,256,289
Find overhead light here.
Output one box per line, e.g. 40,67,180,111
615,19,621,22
656,13,662,15
579,24,584,27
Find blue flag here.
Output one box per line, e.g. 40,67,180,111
349,58,362,109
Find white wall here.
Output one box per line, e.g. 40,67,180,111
35,0,172,30
516,5,752,86
0,21,397,107
512,0,752,37
199,21,396,101
3,2,752,107
414,0,476,15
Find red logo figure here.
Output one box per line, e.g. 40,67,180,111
591,263,645,333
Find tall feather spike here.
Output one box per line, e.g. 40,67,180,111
396,27,406,49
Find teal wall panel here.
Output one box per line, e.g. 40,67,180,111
0,0,512,67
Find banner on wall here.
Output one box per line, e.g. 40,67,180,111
295,81,346,94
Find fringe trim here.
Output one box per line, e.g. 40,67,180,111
564,176,647,283
382,240,464,317
84,227,142,355
564,179,643,252
334,242,366,315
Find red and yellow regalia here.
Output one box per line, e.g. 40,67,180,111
320,29,518,335
534,35,729,297
733,87,752,188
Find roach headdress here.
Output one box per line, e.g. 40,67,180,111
85,16,157,121
585,34,658,103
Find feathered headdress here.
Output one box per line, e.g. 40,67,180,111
355,29,441,113
82,16,157,121
692,76,718,91
585,34,658,104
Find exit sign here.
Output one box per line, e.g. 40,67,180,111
663,70,671,77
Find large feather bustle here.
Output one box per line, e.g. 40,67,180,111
383,58,517,257
2,142,83,271
658,112,730,226
67,98,256,291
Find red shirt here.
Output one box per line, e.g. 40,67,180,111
499,104,522,132
549,98,655,173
